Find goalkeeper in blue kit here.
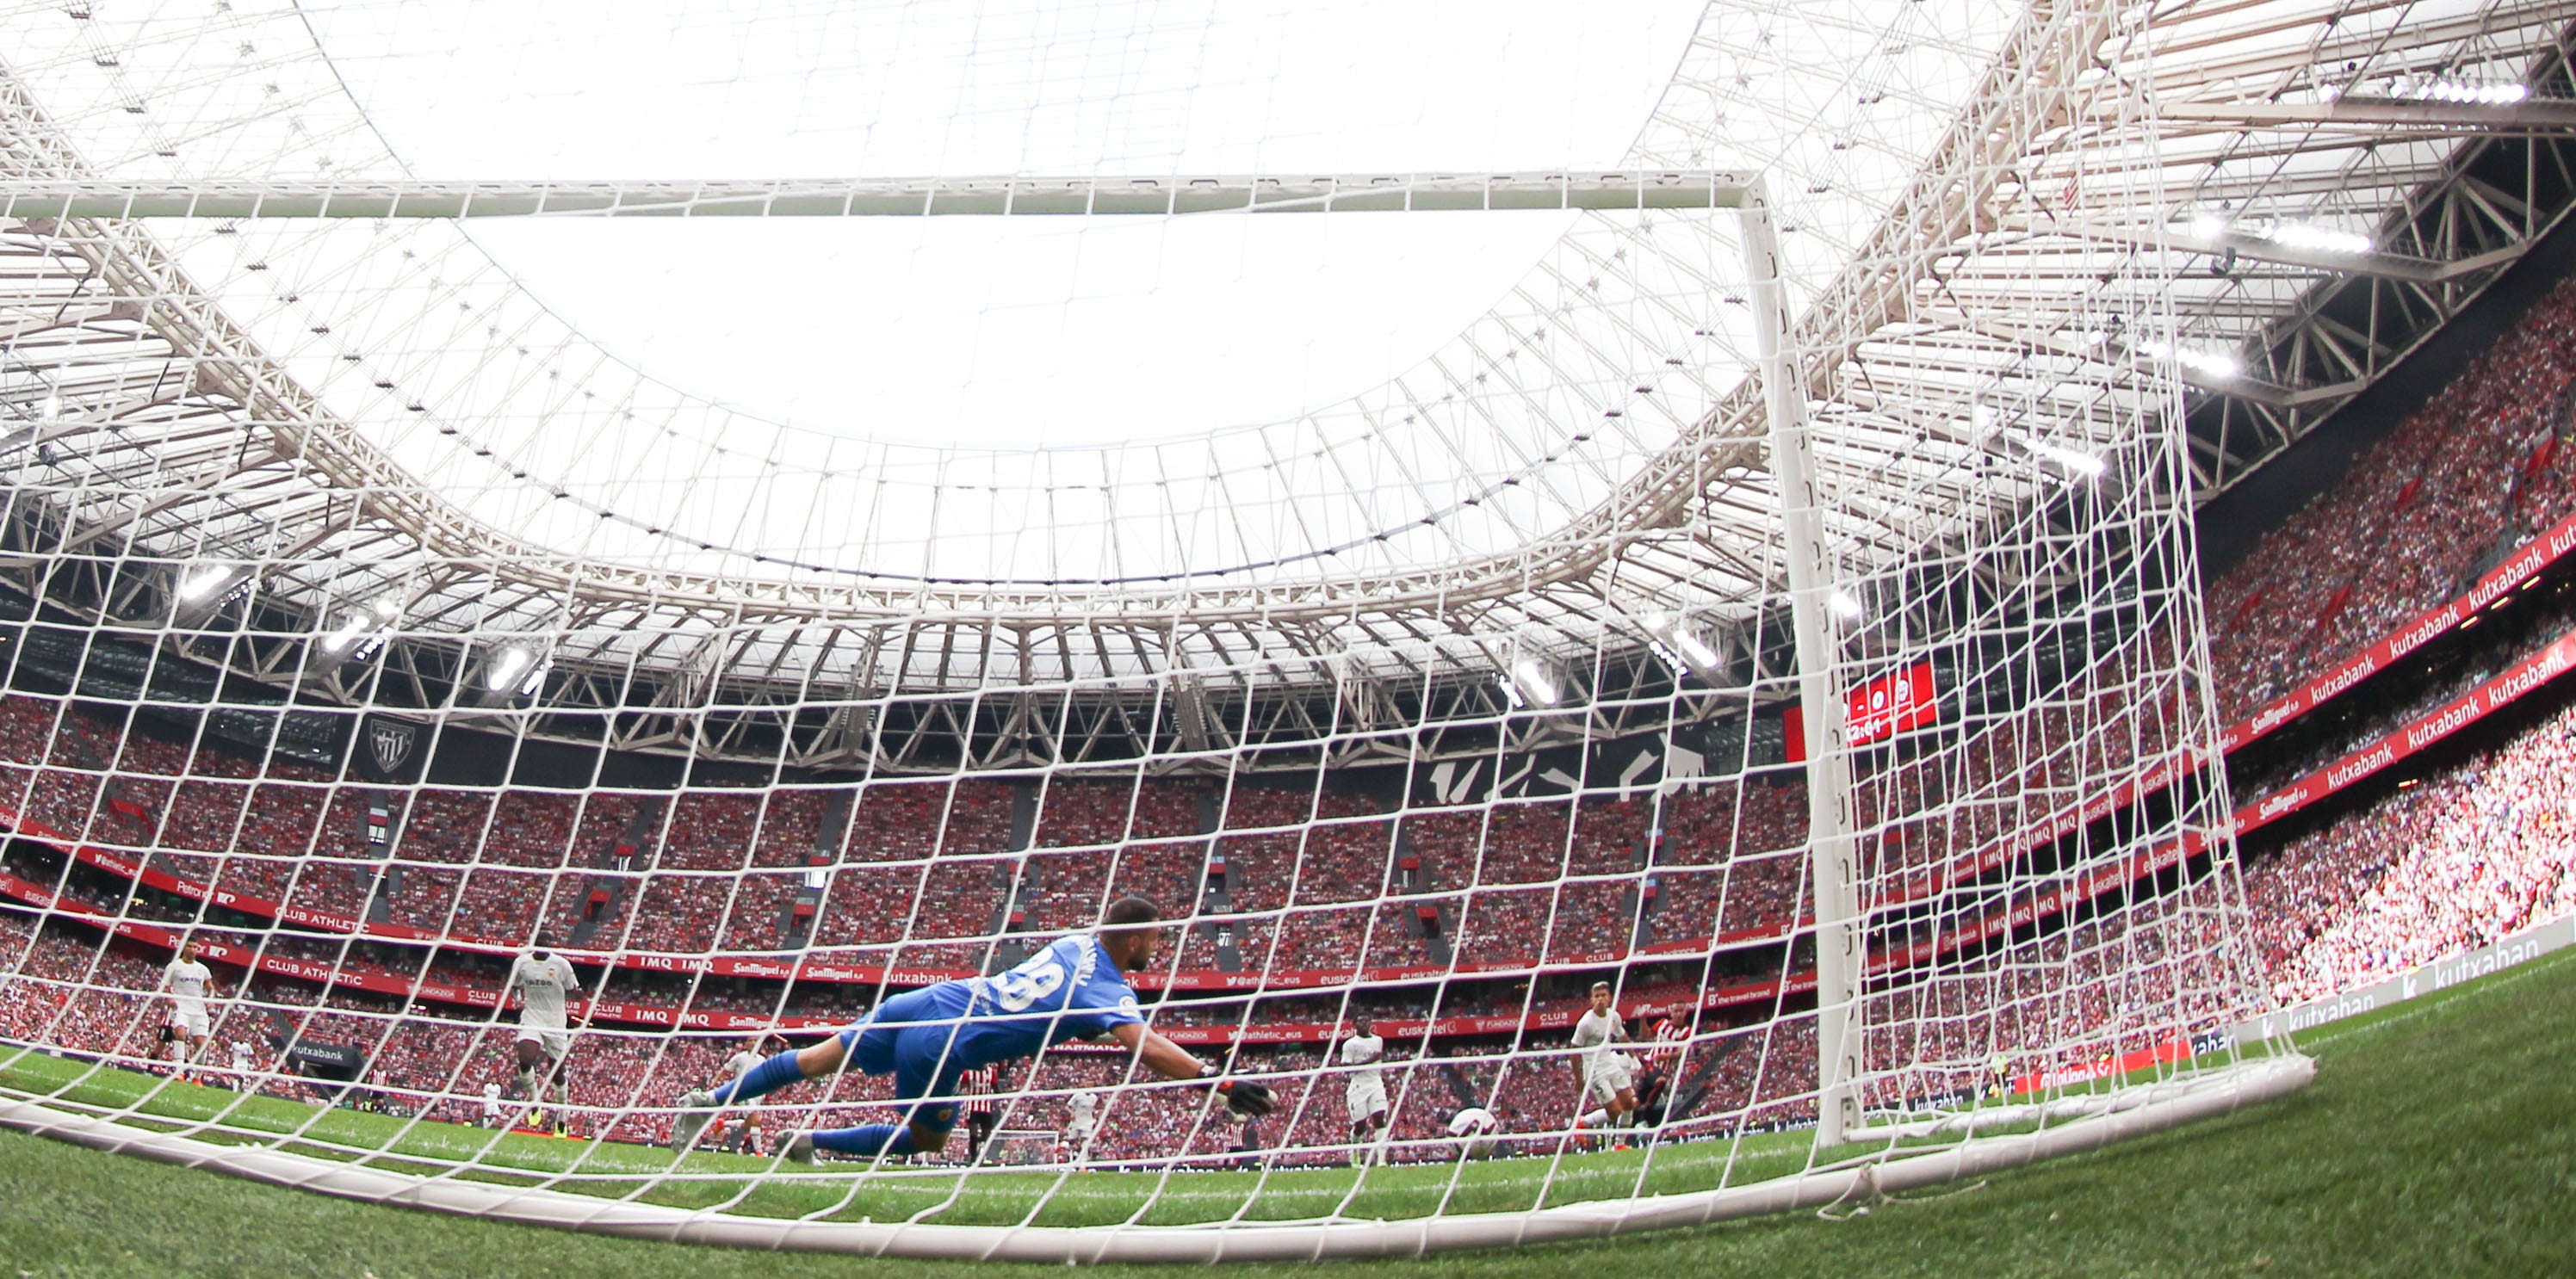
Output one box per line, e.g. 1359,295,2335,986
669,896,1273,1161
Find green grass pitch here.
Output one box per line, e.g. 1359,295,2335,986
3,946,2573,1276
0,1050,1853,1227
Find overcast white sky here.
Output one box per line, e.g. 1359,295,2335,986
298,0,1705,447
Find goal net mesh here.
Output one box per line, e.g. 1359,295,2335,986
0,0,2293,1259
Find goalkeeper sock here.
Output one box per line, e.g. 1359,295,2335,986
811,1124,921,1158
711,1050,805,1105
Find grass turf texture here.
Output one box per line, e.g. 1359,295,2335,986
0,947,2568,1276
0,1048,1861,1226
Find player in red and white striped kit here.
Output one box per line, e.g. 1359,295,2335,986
960,1060,1002,1165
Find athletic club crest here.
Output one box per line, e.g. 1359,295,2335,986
367,718,418,775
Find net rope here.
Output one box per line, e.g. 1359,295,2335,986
0,0,2306,1260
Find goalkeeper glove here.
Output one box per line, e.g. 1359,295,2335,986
1202,1065,1276,1117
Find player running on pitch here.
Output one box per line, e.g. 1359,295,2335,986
502,936,589,1134
668,897,1273,1162
719,1034,771,1154
1062,1087,1101,1159
159,938,218,1082
1570,981,1639,1140
1340,1012,1389,1165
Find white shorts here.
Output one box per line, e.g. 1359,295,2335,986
515,1027,572,1061
1066,1120,1097,1145
170,1002,208,1040
1586,1055,1634,1104
1346,1076,1388,1123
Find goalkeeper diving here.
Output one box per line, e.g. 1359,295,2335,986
669,896,1273,1161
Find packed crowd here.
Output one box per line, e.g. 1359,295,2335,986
9,591,2504,1163
0,646,2215,988
2227,575,2576,799
15,660,2568,1160
2244,699,2576,1004
2207,274,2576,719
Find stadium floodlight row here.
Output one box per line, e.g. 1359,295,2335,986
13,0,2568,1260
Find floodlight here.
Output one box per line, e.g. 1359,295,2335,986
176,567,238,603
2260,222,2369,255
1510,658,1562,706
2134,337,2240,379
485,646,535,692
319,615,370,655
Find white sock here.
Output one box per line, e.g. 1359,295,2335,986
1581,1108,1611,1128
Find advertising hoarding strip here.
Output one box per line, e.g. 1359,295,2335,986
2217,509,2576,755
2230,627,2576,840
2227,912,2576,1047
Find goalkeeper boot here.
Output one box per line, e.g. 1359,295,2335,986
667,1089,715,1151
781,1132,816,1165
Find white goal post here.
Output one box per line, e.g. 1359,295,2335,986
0,160,2306,1252
0,163,1871,1144
0,164,1872,1146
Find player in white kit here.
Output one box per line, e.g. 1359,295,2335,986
1340,1013,1389,1165
1062,1088,1100,1159
502,938,588,1133
159,939,217,1082
721,1035,769,1154
1570,981,1638,1140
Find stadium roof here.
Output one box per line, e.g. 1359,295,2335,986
3,0,2573,750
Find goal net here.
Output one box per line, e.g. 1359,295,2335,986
0,0,2304,1262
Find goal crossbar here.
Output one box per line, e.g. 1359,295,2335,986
0,172,1756,220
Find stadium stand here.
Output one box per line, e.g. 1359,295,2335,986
2245,699,2576,1005
2208,275,2576,719
0,658,2224,986
12,534,2576,1162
